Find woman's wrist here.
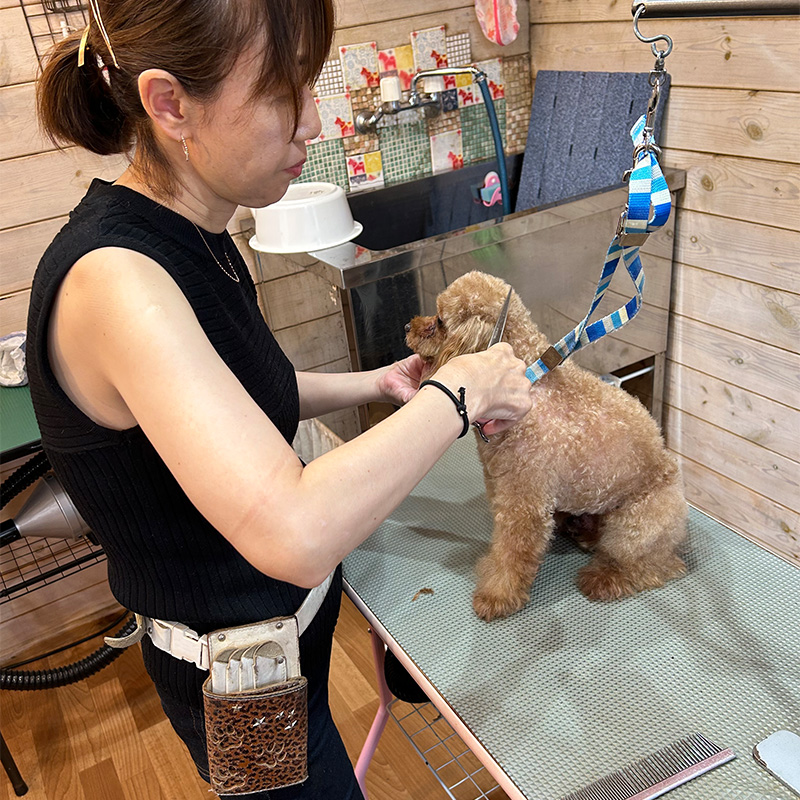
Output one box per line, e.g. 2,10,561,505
417,380,470,437
373,355,425,406
412,381,469,441
434,362,488,421
365,364,389,405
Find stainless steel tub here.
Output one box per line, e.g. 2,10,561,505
254,166,684,432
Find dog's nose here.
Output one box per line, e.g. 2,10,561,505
404,323,411,332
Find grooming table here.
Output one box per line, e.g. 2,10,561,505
343,434,800,800
0,385,41,462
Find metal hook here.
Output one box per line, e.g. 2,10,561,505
632,4,674,59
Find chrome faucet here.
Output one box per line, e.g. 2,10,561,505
354,66,489,134
353,65,511,215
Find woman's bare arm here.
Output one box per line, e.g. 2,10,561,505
295,355,422,420
295,370,381,420
51,248,531,587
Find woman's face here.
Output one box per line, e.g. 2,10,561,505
188,50,322,210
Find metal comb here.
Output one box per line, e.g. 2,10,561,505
561,732,735,800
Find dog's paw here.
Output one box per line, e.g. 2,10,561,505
472,586,530,621
577,563,633,601
577,556,687,601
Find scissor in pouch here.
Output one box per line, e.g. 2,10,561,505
202,616,308,795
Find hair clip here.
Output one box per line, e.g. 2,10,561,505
83,0,119,69
77,23,90,68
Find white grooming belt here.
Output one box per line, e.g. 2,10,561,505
121,571,335,671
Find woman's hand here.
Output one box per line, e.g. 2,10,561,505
433,344,532,435
374,354,426,405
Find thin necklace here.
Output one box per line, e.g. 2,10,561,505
190,220,240,283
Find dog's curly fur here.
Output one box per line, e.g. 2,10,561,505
406,271,688,621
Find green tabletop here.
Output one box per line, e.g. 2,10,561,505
0,384,41,461
344,434,800,800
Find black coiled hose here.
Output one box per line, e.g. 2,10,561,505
0,451,49,511
0,615,137,691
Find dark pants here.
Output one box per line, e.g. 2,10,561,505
156,685,364,799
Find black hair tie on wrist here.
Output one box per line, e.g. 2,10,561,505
418,379,470,438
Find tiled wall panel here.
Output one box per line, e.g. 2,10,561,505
299,25,531,193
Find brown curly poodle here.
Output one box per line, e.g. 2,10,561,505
406,271,688,621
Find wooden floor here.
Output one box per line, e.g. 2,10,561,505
0,593,509,800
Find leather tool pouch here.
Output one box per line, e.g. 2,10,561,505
201,616,308,795
202,675,308,794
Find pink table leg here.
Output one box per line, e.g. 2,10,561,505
354,627,394,799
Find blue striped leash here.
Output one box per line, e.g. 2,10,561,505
525,113,671,384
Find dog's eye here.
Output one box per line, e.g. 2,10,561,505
436,316,444,328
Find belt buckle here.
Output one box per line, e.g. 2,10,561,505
150,620,209,669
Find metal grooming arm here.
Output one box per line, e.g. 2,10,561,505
632,0,799,17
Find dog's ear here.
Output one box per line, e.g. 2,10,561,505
429,316,491,374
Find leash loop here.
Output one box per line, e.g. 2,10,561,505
525,113,671,385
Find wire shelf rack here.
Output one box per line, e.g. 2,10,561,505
19,0,90,67
388,699,510,800
0,533,105,605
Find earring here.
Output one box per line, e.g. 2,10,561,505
181,134,189,162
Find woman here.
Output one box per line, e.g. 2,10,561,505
27,0,532,796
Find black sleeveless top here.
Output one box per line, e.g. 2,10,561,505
26,180,342,703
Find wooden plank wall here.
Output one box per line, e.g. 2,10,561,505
528,0,799,563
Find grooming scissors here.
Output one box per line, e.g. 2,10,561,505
473,287,513,443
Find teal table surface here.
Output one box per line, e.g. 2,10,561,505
344,434,800,800
0,384,41,459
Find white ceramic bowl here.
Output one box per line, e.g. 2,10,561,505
249,182,362,253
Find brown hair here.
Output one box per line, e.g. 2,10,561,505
36,0,334,197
